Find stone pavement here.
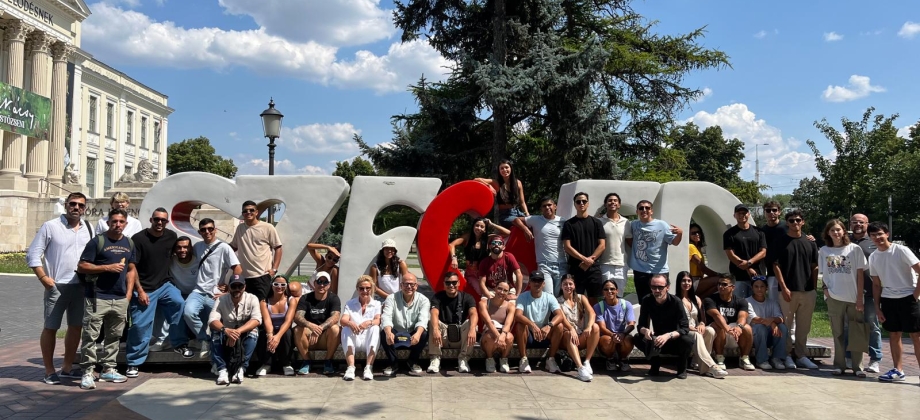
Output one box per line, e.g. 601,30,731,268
0,275,45,347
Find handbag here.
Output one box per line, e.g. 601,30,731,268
557,350,574,372
447,324,462,342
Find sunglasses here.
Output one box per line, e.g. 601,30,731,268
445,281,459,287
650,285,667,291
603,288,617,292
315,280,330,286
358,286,372,291
67,201,86,209
272,282,287,288
637,206,652,211
490,241,504,245
574,199,588,205
718,283,733,288
403,283,418,288
242,208,258,214
787,218,803,223
151,217,168,224
199,227,215,232
764,208,780,213
229,284,245,290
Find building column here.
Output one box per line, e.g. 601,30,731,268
0,20,32,190
47,42,72,196
158,118,168,179
24,31,52,193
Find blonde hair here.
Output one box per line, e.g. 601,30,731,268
356,275,376,295
110,192,131,205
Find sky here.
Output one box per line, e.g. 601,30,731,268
82,0,920,194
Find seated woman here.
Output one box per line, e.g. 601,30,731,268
477,280,516,373
448,217,509,296
369,239,410,303
594,280,636,372
676,271,727,378
308,243,340,293
550,274,600,376
475,159,530,228
256,275,296,376
340,275,382,381
688,224,721,297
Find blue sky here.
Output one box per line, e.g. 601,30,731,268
83,0,920,194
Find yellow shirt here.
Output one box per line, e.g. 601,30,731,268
689,243,704,278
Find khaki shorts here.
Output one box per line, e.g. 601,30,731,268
44,283,85,330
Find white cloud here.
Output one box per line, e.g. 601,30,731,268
823,31,843,42
898,21,920,39
278,123,361,154
821,75,885,102
218,0,395,47
899,124,916,138
694,87,713,103
82,2,450,94
236,158,327,176
753,30,767,39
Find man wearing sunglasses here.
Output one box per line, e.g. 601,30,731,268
293,272,341,375
760,201,786,304
512,272,570,376
598,193,628,298
704,274,755,371
723,204,767,299
478,235,524,299
28,192,94,385
637,274,693,378
179,218,241,359
230,200,283,302
625,200,682,301
562,192,606,303
125,208,183,378
208,276,262,385
428,272,479,373
768,209,819,370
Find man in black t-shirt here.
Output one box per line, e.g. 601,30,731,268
723,204,767,299
704,274,754,371
125,208,184,377
561,192,606,302
293,272,341,375
427,272,479,374
637,275,694,378
768,209,819,369
760,201,787,304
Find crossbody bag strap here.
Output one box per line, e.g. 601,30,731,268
198,242,221,270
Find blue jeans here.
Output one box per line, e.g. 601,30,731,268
210,331,257,371
498,207,525,229
181,292,215,345
753,323,788,364
846,292,883,362
537,261,566,296
126,283,185,366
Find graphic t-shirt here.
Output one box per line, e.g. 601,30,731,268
80,234,136,299
561,216,605,268
704,293,748,325
593,299,635,333
431,291,476,324
296,292,342,325
515,291,561,327
132,229,177,292
723,225,767,282
625,219,676,273
524,215,566,263
478,253,520,290
868,244,920,299
819,243,868,303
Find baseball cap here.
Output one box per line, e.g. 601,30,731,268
314,271,331,284
529,271,545,283
393,331,412,349
734,204,749,213
381,238,397,249
229,276,245,286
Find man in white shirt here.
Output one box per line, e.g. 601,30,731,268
27,192,94,385
598,193,628,297
95,192,143,237
513,196,566,294
867,222,920,382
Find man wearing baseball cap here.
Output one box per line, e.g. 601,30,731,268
723,204,767,299
293,271,342,375
208,276,262,385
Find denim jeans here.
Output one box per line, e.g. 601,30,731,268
752,323,788,364
210,331,257,371
126,283,185,366
537,261,566,295
181,292,215,345
846,292,883,362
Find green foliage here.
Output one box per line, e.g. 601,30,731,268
0,252,31,274
166,136,238,178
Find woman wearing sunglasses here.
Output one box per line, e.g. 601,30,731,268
370,239,410,302
255,275,296,376
307,243,340,293
340,275,382,381
688,223,721,297
477,280,516,373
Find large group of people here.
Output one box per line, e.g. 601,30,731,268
26,160,920,388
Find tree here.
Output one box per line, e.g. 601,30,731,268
166,136,237,178
365,0,729,202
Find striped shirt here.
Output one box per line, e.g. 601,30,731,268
26,216,93,285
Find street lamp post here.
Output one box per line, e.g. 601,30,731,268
260,98,284,223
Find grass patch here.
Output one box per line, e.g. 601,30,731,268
0,252,32,274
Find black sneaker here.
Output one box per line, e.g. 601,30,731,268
126,366,139,378
174,345,194,358
42,373,61,385
676,372,688,379
60,368,83,378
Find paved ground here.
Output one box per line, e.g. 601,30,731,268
4,273,920,419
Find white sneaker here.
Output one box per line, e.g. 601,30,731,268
283,366,295,376
499,358,510,373
383,366,395,376
519,357,532,373
363,366,374,380
216,369,229,385
771,358,786,370
410,364,423,374
740,356,755,371
866,360,881,373
199,341,210,358
577,365,593,382
705,367,728,379
546,357,560,373
797,357,818,369
485,358,497,373
256,364,270,377
427,357,441,373
715,355,727,370
458,358,470,373
784,356,797,369
757,361,773,370
584,360,593,375
231,368,244,384
343,365,356,381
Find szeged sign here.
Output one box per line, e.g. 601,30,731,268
140,172,742,297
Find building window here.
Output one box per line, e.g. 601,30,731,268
141,117,148,149
88,96,97,133
126,111,133,145
104,162,113,192
86,157,96,196
124,165,132,176
153,121,161,151
106,103,115,138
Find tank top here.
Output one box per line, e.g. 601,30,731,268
464,238,489,263
376,263,400,294
683,297,701,329
267,296,289,329
559,294,584,332
488,298,509,327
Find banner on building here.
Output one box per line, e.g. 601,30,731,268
0,80,51,140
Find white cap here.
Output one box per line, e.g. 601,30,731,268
381,238,397,249
314,271,331,283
